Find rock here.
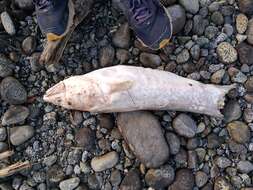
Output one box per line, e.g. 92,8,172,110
245,76,253,92
243,108,253,123
211,11,224,26
188,150,197,169
215,157,232,169
205,26,219,39
117,111,169,168
0,127,7,141
223,100,242,123
43,155,57,167
227,121,250,144
110,170,122,187
0,142,8,153
217,42,238,64
75,127,95,150
10,125,34,146
211,69,225,84
172,114,197,138
195,171,208,188
140,53,162,68
179,0,199,14
247,18,253,45
1,106,29,126
190,44,200,60
176,49,190,64
236,34,247,44
112,23,130,49
165,132,180,155
207,133,221,149
238,0,253,15
99,46,115,67
168,169,194,190
88,174,102,189
236,14,248,34
214,177,233,190
59,177,80,190
145,165,175,189
167,5,186,34
174,148,187,168
97,114,114,130
0,12,15,35
237,161,253,173
193,15,208,36
0,77,27,105
237,42,253,65
22,36,36,55
0,54,15,78
29,52,43,72
91,151,119,172
14,0,34,10
116,49,130,64
120,169,142,190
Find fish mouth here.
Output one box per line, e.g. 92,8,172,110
43,82,66,104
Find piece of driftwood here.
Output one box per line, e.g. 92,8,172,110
0,161,31,177
44,66,235,117
39,0,93,65
0,150,14,160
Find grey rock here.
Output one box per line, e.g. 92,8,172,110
14,0,34,10
165,132,180,155
227,121,250,144
145,165,175,189
214,177,233,190
211,11,224,25
22,36,36,55
0,128,7,142
99,45,115,67
140,53,162,68
2,106,29,126
190,45,200,60
237,161,253,173
175,148,187,168
179,0,199,14
10,125,34,146
168,169,194,190
117,111,169,168
120,169,142,190
88,174,102,189
193,15,208,35
195,171,208,188
205,26,219,39
237,42,253,65
112,23,130,49
0,77,27,105
245,76,253,92
238,0,253,15
59,177,80,190
176,49,190,64
247,19,253,45
0,54,15,78
0,12,15,35
173,114,197,138
0,142,8,153
207,133,221,149
91,151,118,172
116,49,130,64
223,100,242,123
243,108,253,123
110,170,122,187
215,156,232,168
188,150,198,169
167,5,186,34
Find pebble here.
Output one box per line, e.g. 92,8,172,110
110,170,122,187
195,171,208,188
22,36,36,55
207,133,221,149
0,127,7,142
112,23,130,49
211,11,224,26
0,142,8,153
243,108,253,123
165,132,180,155
0,54,15,78
237,42,253,65
217,42,238,64
179,0,199,14
238,0,253,15
211,69,225,84
215,156,232,168
91,151,118,172
167,5,186,34
140,53,161,68
0,11,15,35
43,155,57,167
75,127,95,151
145,165,175,189
176,49,190,64
236,14,248,34
205,26,219,39
1,106,29,126
188,150,198,169
236,34,247,43
116,49,130,64
168,169,194,190
190,44,200,60
117,111,169,168
175,148,187,168
0,77,27,105
99,45,115,67
98,114,114,130
10,125,34,146
247,18,253,45
223,100,242,123
14,0,34,10
237,161,253,174
214,177,233,190
120,170,142,190
227,121,250,144
87,174,102,189
245,76,253,92
59,177,80,190
193,15,208,35
172,114,197,138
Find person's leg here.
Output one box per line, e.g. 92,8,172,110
119,0,173,50
34,0,69,41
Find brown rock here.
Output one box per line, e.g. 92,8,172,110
227,121,250,144
75,127,95,150
140,53,162,68
22,36,36,55
237,42,253,65
245,76,253,92
120,169,142,190
99,46,115,67
238,0,253,15
98,114,114,130
236,14,248,34
112,23,130,49
214,177,233,190
247,18,253,45
168,169,194,190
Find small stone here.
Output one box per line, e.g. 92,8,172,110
211,69,225,84
117,111,169,168
10,125,34,146
140,53,161,68
97,114,114,130
48,165,65,183
175,148,187,168
195,171,208,188
110,170,122,187
217,42,238,64
214,177,233,190
75,127,95,151
236,14,248,34
205,26,219,39
99,46,115,67
43,155,57,166
22,36,36,55
215,156,232,168
0,77,27,105
14,0,34,10
188,150,198,169
211,11,224,25
236,34,247,44
247,19,253,45
245,76,253,92
145,165,175,189
223,100,242,123
1,11,15,35
29,53,43,72
243,108,253,123
176,49,190,64
237,161,253,174
120,170,142,190
0,54,15,78
2,106,29,126
91,151,118,172
238,0,253,15
165,132,180,155
112,23,130,49
237,42,253,65
173,114,197,138
190,45,200,60
87,174,102,189
207,133,220,149
0,142,8,153
0,128,7,141
168,169,194,190
227,121,250,144
179,0,199,14
167,5,186,34
223,24,234,37
59,177,80,190
193,15,208,36
116,49,130,64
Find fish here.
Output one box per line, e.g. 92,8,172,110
43,65,235,117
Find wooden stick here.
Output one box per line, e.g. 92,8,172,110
0,161,31,178
0,150,14,160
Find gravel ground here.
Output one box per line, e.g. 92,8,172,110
0,0,253,189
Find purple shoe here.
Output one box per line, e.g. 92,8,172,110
119,0,173,50
34,0,70,41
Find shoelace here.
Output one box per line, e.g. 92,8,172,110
130,0,152,25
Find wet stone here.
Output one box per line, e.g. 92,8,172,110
165,132,180,155
195,171,208,188
167,5,186,34
140,53,162,68
120,169,142,190
91,151,118,172
75,127,95,151
179,0,199,14
59,177,80,190
227,121,250,144
1,106,29,126
168,169,194,190
0,54,15,78
237,161,253,174
22,36,36,55
215,156,232,169
223,100,242,123
10,125,34,146
173,114,197,138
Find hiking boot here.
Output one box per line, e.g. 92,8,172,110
118,0,173,50
34,0,69,41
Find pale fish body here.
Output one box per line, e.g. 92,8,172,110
44,66,235,117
